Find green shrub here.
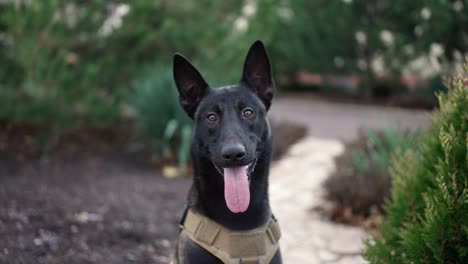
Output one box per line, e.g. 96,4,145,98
364,69,468,263
324,127,416,220
353,128,416,174
0,1,123,128
0,0,279,131
130,66,192,167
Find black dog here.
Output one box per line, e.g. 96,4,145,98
173,41,282,264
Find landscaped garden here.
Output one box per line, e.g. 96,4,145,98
1,1,466,263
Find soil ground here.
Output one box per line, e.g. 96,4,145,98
0,156,190,264
0,121,191,263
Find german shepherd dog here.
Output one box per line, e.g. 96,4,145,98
173,41,282,263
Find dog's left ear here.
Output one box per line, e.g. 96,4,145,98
241,40,275,111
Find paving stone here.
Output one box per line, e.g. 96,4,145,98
328,228,368,254
308,235,328,248
318,249,338,262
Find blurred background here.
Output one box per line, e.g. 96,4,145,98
0,0,466,263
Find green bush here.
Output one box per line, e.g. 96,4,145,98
324,128,416,219
130,66,192,167
0,1,123,127
364,69,468,263
0,0,279,132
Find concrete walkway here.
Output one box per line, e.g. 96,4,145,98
268,96,430,263
270,94,430,142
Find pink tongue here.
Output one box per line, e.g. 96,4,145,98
223,166,250,213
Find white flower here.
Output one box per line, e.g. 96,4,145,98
430,43,444,57
234,17,248,33
421,7,431,20
99,4,130,37
355,31,367,45
453,1,463,12
242,2,256,17
380,30,394,47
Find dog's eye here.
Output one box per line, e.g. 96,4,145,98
206,113,217,122
243,109,254,118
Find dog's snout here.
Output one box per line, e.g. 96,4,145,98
222,143,246,162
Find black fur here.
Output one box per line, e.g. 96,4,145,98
173,41,282,264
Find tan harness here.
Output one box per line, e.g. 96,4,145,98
178,209,281,264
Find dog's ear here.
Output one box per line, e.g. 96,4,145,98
241,40,274,111
173,54,209,118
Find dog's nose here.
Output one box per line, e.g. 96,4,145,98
222,143,246,162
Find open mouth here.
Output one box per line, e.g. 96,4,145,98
212,158,257,213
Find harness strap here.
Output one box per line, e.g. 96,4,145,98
181,209,281,264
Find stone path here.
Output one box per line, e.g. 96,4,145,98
270,138,366,263
268,95,430,263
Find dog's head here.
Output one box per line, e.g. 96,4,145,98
173,41,274,213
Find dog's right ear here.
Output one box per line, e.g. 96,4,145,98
173,54,209,118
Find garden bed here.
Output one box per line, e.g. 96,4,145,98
318,128,416,228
